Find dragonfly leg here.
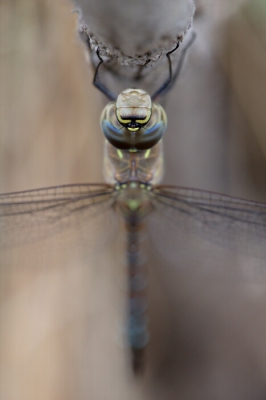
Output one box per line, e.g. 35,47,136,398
93,48,116,100
151,31,196,100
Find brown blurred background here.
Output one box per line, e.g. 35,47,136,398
223,0,266,199
163,0,266,203
0,0,103,194
1,0,266,399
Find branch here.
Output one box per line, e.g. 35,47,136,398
72,0,195,95
74,0,195,57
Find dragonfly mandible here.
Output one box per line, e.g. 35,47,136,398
1,85,266,374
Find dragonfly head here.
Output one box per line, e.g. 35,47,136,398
100,88,167,151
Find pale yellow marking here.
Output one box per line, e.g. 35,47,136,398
128,199,140,211
144,149,151,159
127,127,139,132
136,112,151,125
117,149,123,159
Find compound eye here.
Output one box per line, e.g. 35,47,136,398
116,89,152,131
100,99,167,151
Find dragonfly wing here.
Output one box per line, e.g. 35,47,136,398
145,187,266,392
0,184,117,248
149,186,266,282
0,183,124,388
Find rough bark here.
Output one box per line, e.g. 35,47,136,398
75,0,195,57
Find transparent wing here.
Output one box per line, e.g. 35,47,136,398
0,183,123,387
0,183,117,247
149,186,266,282
146,187,266,386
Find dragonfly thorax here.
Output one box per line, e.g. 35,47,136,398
103,141,164,185
116,181,152,219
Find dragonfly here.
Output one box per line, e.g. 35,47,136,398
1,83,266,374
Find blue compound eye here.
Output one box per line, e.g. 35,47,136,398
100,88,167,151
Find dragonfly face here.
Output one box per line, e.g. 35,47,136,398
100,88,167,151
116,89,152,131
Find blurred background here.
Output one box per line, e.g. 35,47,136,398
163,0,266,202
0,0,103,194
1,0,266,399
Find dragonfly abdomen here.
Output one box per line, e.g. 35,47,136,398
126,217,149,373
